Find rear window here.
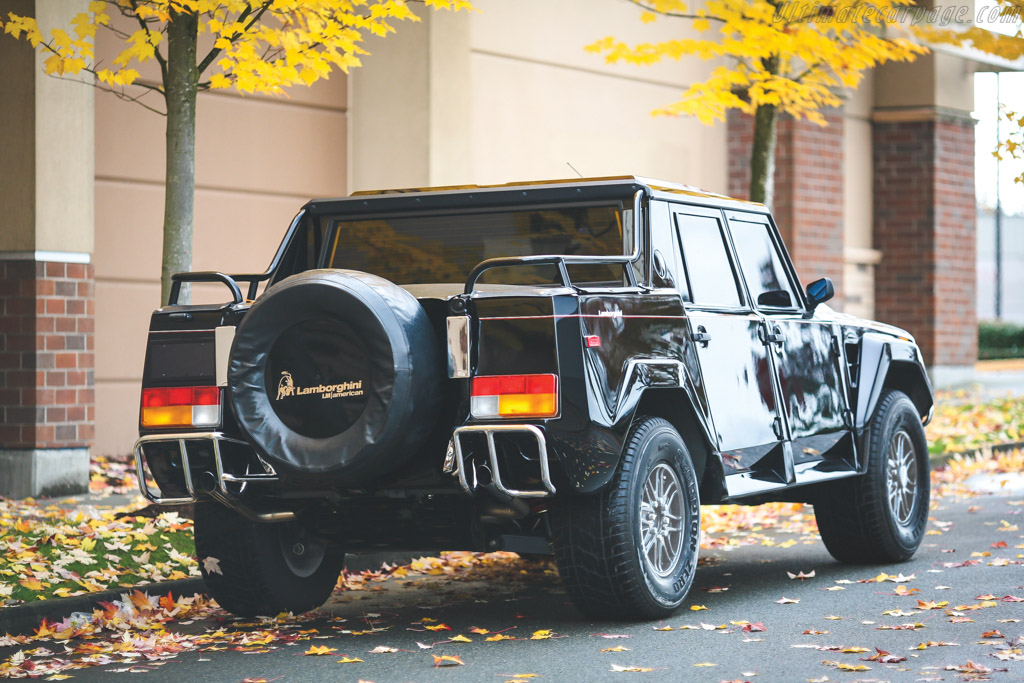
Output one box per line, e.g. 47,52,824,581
326,204,631,286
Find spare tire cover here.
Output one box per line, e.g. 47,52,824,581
228,269,440,485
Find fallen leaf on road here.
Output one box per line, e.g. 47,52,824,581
912,641,959,650
690,605,709,611
787,570,815,580
369,646,399,654
303,645,336,656
337,657,363,663
602,646,630,652
433,655,464,667
425,623,452,632
862,648,907,663
201,556,222,575
610,664,654,672
449,635,472,643
776,597,799,604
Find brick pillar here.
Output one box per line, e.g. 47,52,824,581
0,258,94,497
728,108,845,305
872,110,977,373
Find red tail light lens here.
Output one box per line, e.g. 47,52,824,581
141,386,221,428
471,374,558,418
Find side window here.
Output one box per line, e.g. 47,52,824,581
675,212,742,307
729,219,798,309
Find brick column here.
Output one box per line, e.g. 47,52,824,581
728,108,845,304
1,0,94,497
0,258,94,497
872,109,977,375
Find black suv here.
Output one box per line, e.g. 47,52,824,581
135,176,934,620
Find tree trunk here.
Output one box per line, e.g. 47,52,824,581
161,9,199,305
748,55,780,209
749,102,778,208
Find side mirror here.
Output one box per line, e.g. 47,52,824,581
805,277,834,311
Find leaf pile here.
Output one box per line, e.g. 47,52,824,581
926,391,1024,454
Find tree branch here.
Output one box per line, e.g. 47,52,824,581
129,0,168,87
196,0,273,76
625,0,727,23
48,71,167,115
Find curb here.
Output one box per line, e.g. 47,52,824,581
929,440,1024,468
0,553,423,637
0,578,207,637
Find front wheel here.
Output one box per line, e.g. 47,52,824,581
194,503,345,617
814,389,930,563
551,417,700,620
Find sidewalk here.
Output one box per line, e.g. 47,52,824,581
936,358,1024,397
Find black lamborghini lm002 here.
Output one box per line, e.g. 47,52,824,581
134,176,934,619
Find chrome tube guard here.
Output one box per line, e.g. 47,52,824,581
133,432,279,505
449,424,556,498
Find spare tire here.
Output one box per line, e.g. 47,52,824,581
228,269,441,486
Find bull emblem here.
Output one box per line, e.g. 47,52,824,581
276,370,295,400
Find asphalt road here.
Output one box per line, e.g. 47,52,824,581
20,473,1024,682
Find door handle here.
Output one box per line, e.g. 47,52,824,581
759,323,784,346
691,325,711,347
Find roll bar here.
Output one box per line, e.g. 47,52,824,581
462,190,647,295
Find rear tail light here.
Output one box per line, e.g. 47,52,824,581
470,374,558,418
141,386,221,429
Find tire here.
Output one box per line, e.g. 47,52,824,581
550,417,700,620
228,269,441,487
814,389,930,564
194,503,345,617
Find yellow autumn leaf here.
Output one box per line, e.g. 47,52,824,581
303,645,337,655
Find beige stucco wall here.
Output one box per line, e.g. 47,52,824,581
467,0,726,189
0,0,93,255
350,0,727,193
843,72,880,319
93,32,349,456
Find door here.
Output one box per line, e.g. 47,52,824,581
725,212,849,464
672,207,783,476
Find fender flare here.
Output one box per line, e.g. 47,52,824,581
855,333,934,434
613,359,724,501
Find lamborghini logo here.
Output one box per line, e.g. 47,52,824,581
275,370,363,401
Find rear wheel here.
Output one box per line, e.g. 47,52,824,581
814,389,930,563
194,503,344,617
551,417,700,620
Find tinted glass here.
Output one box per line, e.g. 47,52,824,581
729,220,797,308
328,205,627,286
675,213,741,307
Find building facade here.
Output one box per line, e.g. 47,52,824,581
0,0,993,497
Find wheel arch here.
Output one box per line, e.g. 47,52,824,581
855,333,934,432
631,388,726,504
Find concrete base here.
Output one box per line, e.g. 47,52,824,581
0,448,90,499
928,365,978,389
